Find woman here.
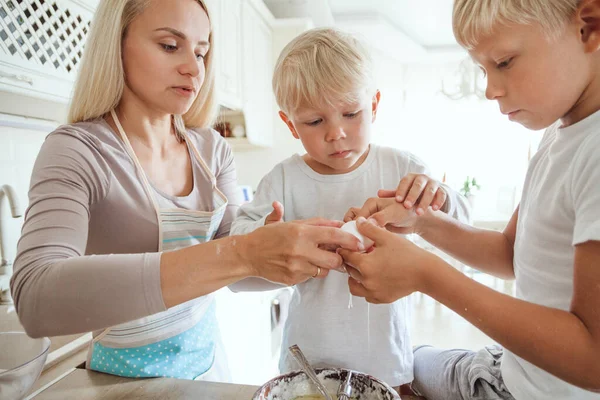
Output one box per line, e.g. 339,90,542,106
10,0,360,381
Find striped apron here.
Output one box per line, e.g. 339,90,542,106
87,110,229,381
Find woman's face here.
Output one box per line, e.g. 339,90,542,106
121,0,210,116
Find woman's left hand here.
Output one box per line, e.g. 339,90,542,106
338,217,438,303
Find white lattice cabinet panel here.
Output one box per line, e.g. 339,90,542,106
0,0,95,104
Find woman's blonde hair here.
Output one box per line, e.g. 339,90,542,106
453,0,581,49
273,27,375,115
68,0,218,133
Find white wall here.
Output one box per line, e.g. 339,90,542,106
232,120,305,189
0,116,54,263
370,55,544,221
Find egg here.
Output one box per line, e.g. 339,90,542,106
341,220,374,252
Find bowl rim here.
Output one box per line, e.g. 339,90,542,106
252,367,401,399
0,331,51,376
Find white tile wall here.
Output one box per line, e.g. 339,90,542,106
0,115,56,263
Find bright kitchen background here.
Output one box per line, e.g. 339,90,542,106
0,0,541,388
235,0,544,221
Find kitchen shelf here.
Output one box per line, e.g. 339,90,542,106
225,137,268,152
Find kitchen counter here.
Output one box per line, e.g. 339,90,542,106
29,368,422,399
29,368,260,399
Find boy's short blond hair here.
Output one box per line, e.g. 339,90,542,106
273,27,375,116
453,0,580,49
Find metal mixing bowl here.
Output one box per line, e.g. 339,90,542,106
253,368,401,400
0,332,51,400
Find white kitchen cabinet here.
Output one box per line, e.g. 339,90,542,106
1,0,278,135
0,0,95,119
205,0,243,110
241,0,274,147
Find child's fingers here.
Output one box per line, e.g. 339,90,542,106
338,248,365,269
343,207,359,222
350,199,380,221
431,188,447,211
348,276,368,298
403,175,428,209
395,175,416,203
377,189,396,199
415,181,439,215
344,264,363,282
367,210,389,228
355,217,391,246
369,206,411,229
265,201,284,224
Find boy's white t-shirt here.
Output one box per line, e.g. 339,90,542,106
230,144,469,386
502,110,600,400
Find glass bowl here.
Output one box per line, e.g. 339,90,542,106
0,332,51,400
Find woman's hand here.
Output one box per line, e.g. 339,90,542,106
378,173,447,216
343,197,418,234
338,217,439,303
265,202,344,252
240,218,364,285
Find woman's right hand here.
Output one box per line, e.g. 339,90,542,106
239,218,364,285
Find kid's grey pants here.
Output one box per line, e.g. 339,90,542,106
411,345,516,400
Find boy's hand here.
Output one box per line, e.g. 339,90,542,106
265,201,284,225
377,173,447,215
338,217,435,303
344,197,418,234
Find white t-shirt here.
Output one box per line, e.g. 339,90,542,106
230,144,470,386
502,110,600,400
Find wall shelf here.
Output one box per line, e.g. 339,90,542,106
225,137,268,152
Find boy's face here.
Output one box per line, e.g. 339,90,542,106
469,18,597,130
280,90,380,175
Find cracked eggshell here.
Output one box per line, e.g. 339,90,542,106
341,220,374,252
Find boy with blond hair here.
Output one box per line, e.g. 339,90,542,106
339,0,600,399
230,27,469,389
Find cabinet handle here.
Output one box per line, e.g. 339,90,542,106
0,71,34,86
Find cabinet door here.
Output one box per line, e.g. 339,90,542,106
241,0,273,147
0,0,94,117
208,0,242,110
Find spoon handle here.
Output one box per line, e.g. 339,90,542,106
288,345,333,400
337,370,353,400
